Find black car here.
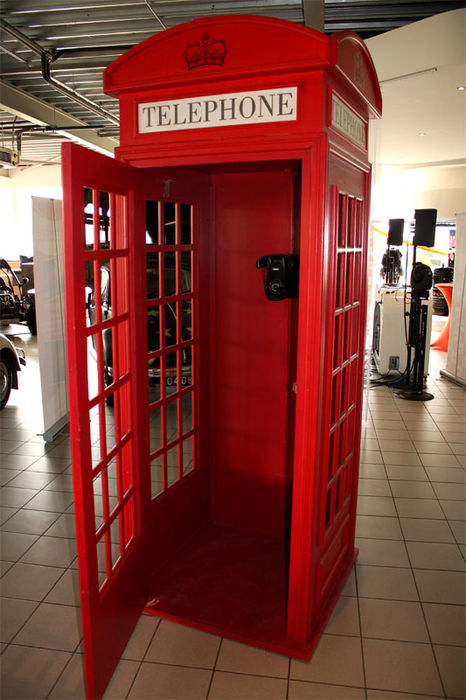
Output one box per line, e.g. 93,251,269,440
0,258,36,335
87,263,192,402
432,266,454,316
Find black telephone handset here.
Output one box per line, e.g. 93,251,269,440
256,254,299,301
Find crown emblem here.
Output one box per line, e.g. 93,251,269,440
185,33,227,70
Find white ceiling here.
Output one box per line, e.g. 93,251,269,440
0,4,464,175
366,8,465,166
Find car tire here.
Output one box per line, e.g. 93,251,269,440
0,358,12,409
26,308,37,335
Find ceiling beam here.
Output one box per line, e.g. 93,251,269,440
302,0,324,32
0,80,118,156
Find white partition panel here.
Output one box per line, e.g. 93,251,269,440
32,197,68,440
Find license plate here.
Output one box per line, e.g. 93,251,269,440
166,375,192,387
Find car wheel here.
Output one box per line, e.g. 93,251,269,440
0,359,12,409
26,308,37,335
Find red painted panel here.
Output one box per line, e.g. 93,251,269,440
104,16,331,95
62,143,148,699
212,166,295,535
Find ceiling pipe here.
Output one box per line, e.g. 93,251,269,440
0,18,119,127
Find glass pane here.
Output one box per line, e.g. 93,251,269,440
147,252,159,299
108,460,118,498
146,200,159,244
167,445,178,487
181,251,192,293
182,436,193,476
149,408,162,453
151,455,163,498
85,261,96,327
164,252,176,297
110,518,121,569
100,261,112,320
180,203,192,244
98,191,110,249
84,187,94,247
166,399,178,442
87,332,101,401
164,303,177,347
181,345,192,384
148,358,161,404
113,257,129,315
181,300,192,341
147,306,160,352
182,392,193,434
166,351,178,396
93,473,104,532
163,202,176,244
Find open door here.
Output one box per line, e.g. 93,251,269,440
62,143,148,699
63,143,212,698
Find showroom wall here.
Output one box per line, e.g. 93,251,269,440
366,8,465,222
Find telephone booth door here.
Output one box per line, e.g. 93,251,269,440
63,143,213,698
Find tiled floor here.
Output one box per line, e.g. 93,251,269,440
0,325,465,699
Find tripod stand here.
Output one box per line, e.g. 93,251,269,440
395,246,434,401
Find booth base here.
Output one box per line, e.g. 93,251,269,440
144,522,356,660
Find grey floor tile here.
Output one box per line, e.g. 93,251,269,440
407,541,466,570
359,598,429,642
13,601,81,651
0,469,22,486
1,562,64,601
355,538,410,567
389,480,436,499
400,517,455,543
1,508,60,535
434,644,465,699
290,634,364,687
432,482,466,500
0,596,38,642
423,603,466,646
439,500,466,520
208,671,288,699
355,515,403,540
121,613,160,660
0,530,37,561
0,487,38,508
355,565,419,601
420,453,461,467
426,467,466,483
144,619,220,670
357,496,397,517
449,520,466,544
215,638,288,677
0,643,71,699
363,638,443,696
288,681,365,699
20,535,77,567
128,662,212,699
44,569,81,606
414,569,466,604
395,497,446,519
358,479,391,496
24,490,74,513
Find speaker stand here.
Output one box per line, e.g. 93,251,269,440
393,284,434,402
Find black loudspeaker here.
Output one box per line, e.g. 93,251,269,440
388,218,404,246
411,262,433,294
414,209,437,248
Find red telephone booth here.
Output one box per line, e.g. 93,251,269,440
62,15,381,698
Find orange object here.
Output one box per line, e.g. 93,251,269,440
431,282,454,351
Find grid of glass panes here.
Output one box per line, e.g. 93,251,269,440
146,200,195,498
84,187,136,591
325,193,364,530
